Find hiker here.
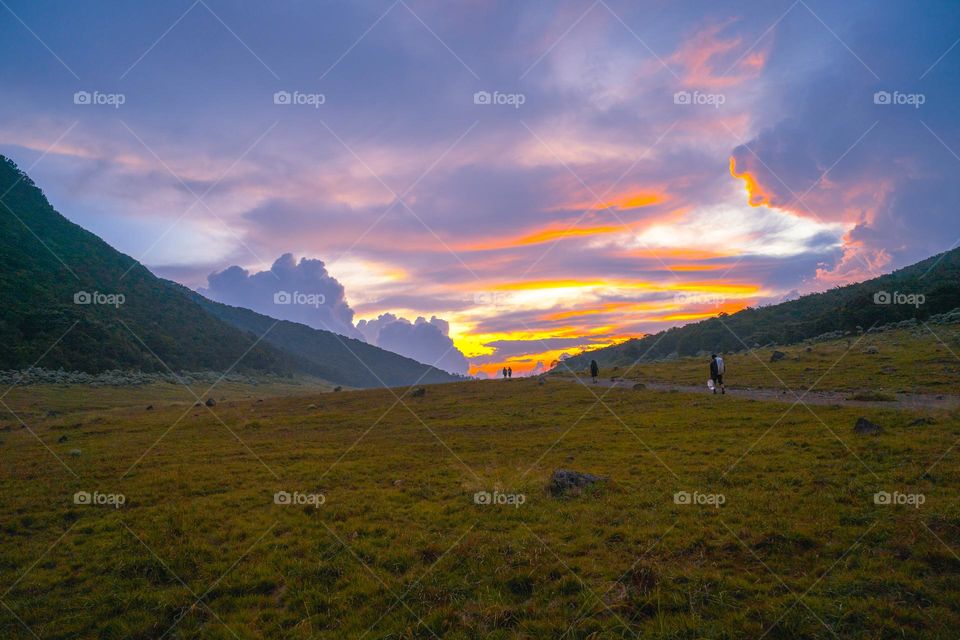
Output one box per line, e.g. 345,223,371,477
507,366,513,378
590,359,599,383
710,353,725,394
502,367,508,379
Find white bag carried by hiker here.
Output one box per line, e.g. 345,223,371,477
707,379,715,391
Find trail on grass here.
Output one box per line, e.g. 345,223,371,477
552,376,959,411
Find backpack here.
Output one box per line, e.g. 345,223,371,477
715,357,725,375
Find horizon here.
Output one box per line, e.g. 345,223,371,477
2,1,958,377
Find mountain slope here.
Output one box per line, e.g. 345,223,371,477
182,287,463,387
0,155,459,387
564,248,960,368
0,156,293,375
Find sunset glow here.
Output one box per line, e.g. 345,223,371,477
2,1,952,378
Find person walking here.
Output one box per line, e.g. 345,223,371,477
590,359,599,383
710,354,725,394
502,367,508,379
507,366,513,379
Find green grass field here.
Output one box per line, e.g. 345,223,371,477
561,324,960,395
2,368,959,638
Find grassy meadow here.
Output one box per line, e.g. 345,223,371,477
564,324,960,395
2,366,959,639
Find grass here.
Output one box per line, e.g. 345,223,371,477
565,325,960,395
2,373,959,638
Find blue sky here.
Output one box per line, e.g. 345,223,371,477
2,0,958,374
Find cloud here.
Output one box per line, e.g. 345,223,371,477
357,313,470,375
727,4,960,281
202,254,471,374
201,253,362,339
4,0,958,379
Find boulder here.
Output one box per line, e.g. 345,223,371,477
632,383,646,390
205,398,216,407
853,417,883,435
770,351,787,362
146,404,154,411
57,435,68,443
909,417,936,427
410,387,426,398
333,386,342,392
547,469,605,496
862,346,879,354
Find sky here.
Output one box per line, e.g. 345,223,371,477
2,0,958,376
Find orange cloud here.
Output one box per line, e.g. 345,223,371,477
668,21,769,89
461,223,632,252
562,189,668,212
664,263,734,272
729,156,773,207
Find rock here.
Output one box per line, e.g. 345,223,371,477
632,383,646,390
205,398,216,407
146,404,154,411
193,402,201,407
69,449,81,457
909,417,936,427
57,435,68,443
307,403,317,410
853,417,883,435
333,386,342,392
863,346,879,354
770,351,787,362
547,469,605,496
410,387,426,398
805,346,812,353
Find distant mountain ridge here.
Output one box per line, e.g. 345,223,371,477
182,286,463,387
563,248,960,369
0,155,460,387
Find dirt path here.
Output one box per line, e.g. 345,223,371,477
553,376,959,411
